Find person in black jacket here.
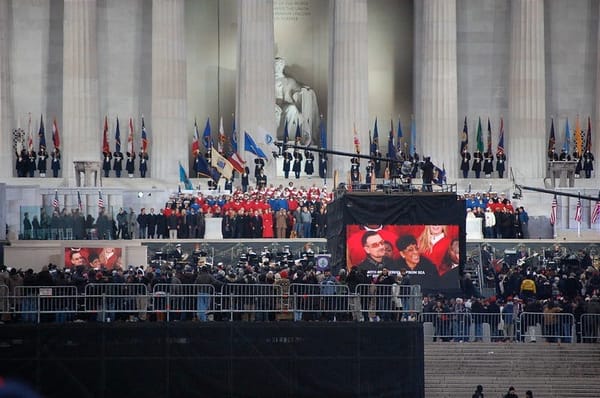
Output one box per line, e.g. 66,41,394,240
420,157,434,192
472,385,484,398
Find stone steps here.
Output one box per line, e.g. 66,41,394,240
424,342,600,398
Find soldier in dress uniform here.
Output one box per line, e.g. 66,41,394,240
292,149,303,179
496,149,506,178
283,150,292,178
102,151,112,177
139,149,149,178
37,146,48,177
304,150,315,176
113,150,124,178
126,151,136,177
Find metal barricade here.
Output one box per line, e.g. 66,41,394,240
355,284,422,322
84,283,148,322
220,284,283,321
421,312,505,342
580,314,600,343
152,284,216,322
290,283,350,321
519,312,575,343
0,284,9,320
14,285,78,323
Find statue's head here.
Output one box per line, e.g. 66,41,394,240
275,57,286,73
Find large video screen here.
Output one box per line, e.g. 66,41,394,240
65,247,123,270
346,224,460,293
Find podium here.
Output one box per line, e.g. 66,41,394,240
547,161,577,188
73,161,102,187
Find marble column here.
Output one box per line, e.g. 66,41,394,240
0,0,12,179
236,0,275,173
151,0,188,182
595,3,600,172
328,0,369,181
62,0,100,184
508,0,546,179
418,0,458,179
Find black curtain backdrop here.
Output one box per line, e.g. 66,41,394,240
0,322,424,398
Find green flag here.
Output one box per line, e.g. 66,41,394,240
476,117,484,152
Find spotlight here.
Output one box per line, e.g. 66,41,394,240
137,191,144,198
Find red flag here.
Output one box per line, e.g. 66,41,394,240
218,116,226,154
102,116,110,153
353,123,360,154
27,114,33,151
52,117,60,149
550,195,557,225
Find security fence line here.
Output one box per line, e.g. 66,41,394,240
2,283,600,343
0,283,423,323
420,312,592,343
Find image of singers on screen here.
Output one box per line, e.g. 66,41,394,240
346,224,461,293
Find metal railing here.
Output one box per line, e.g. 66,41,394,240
0,282,423,323
421,311,577,343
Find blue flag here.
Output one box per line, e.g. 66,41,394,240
115,117,121,153
319,117,326,149
38,114,46,151
371,118,379,154
203,118,211,149
397,118,403,154
410,116,416,156
564,117,571,153
284,120,290,144
295,123,301,142
434,163,447,186
460,116,468,153
387,120,395,159
244,131,268,159
179,162,193,190
231,116,238,153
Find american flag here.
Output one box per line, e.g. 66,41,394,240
52,190,59,209
592,200,600,224
575,197,582,222
550,195,557,225
98,191,105,209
